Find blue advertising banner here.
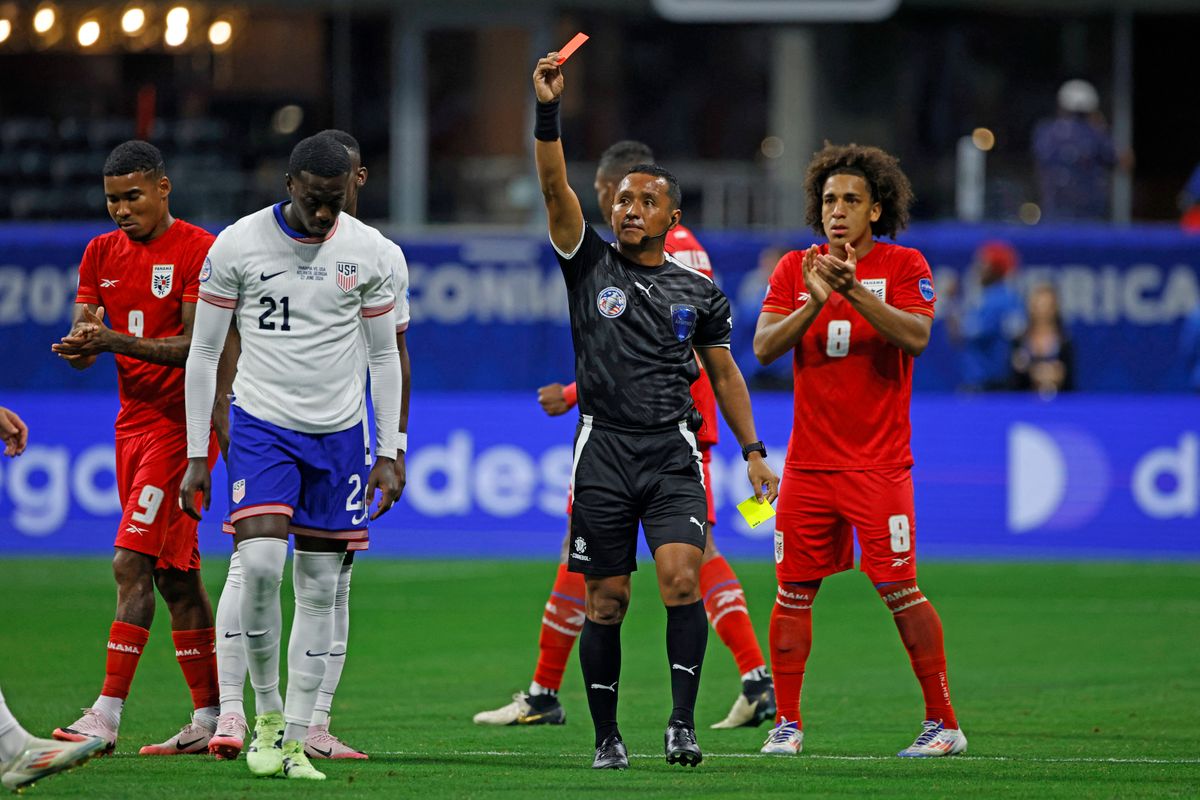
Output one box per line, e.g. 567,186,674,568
1,222,1197,393
0,392,1195,561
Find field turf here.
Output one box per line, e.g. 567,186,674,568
1,558,1197,798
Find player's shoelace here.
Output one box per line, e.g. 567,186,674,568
765,722,798,744
912,722,942,747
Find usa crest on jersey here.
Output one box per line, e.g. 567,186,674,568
151,264,174,298
336,262,359,293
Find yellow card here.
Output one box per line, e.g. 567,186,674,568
736,496,776,528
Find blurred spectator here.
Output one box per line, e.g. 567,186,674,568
1179,302,1200,391
736,245,793,390
951,241,1026,392
1179,164,1200,233
1011,283,1074,397
1032,80,1123,221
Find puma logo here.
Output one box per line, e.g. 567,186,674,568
589,681,618,692
671,663,700,676
634,281,654,298
688,516,705,533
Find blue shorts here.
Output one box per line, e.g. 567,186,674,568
226,405,372,540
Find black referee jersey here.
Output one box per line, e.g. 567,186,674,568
554,223,733,430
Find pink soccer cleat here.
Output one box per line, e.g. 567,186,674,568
304,722,368,760
137,712,216,755
52,708,117,753
208,712,249,760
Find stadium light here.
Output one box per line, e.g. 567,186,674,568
164,24,187,46
77,19,100,47
33,5,55,35
0,19,11,44
972,127,996,152
1019,202,1042,225
166,6,189,29
208,19,232,47
121,7,146,35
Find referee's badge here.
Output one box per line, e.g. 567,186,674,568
671,303,697,341
596,286,627,318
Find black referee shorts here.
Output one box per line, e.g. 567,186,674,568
567,414,708,577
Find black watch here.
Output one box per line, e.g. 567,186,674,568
741,441,767,461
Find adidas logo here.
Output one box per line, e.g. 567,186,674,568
107,641,141,654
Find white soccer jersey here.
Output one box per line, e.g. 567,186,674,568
390,239,411,332
199,205,398,434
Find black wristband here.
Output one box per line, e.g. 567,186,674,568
534,100,561,142
741,441,768,461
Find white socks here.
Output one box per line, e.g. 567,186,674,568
0,686,30,763
215,550,247,718
238,537,287,717
310,560,352,728
283,550,343,742
92,695,124,727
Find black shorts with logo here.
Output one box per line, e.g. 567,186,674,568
567,415,708,577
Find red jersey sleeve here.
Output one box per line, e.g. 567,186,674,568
888,249,937,318
665,226,713,278
74,238,102,306
761,250,802,315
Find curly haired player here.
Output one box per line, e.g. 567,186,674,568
754,143,965,758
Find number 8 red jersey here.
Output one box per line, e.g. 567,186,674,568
74,220,215,438
761,242,936,470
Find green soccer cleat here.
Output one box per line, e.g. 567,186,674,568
245,712,285,777
282,739,326,780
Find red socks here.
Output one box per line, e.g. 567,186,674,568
878,581,958,729
768,582,820,726
172,628,219,710
700,556,766,675
532,565,587,692
101,621,150,700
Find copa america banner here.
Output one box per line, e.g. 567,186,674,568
0,392,1194,560
0,222,1196,393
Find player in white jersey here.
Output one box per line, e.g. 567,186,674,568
179,135,403,781
207,130,410,762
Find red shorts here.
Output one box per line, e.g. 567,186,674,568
114,427,217,572
774,465,917,585
566,446,716,526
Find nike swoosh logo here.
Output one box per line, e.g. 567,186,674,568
328,651,346,658
305,650,328,657
224,632,241,638
260,270,287,281
310,746,332,758
520,713,547,724
246,630,269,638
176,738,205,750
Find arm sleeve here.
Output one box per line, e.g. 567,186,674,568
890,250,937,319
74,239,101,306
760,250,800,315
363,310,402,460
552,223,606,291
694,284,733,349
185,297,233,457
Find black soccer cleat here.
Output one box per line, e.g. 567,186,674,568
591,734,629,770
523,692,567,726
745,677,778,727
664,722,703,767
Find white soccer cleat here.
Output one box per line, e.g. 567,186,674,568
208,712,248,760
472,692,566,726
897,720,967,757
245,711,285,777
760,719,803,754
138,711,216,755
1,734,106,792
305,721,367,760
52,708,117,752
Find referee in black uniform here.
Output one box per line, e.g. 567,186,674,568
532,53,780,770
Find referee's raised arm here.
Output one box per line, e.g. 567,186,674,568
532,53,584,254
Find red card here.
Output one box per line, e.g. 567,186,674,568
556,32,589,64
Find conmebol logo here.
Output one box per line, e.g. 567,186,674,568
1007,423,1111,533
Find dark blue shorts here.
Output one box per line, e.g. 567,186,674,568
226,405,371,539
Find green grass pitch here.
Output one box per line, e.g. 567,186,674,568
1,558,1197,798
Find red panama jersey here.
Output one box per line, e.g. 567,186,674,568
75,220,214,438
761,242,936,470
666,224,719,447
